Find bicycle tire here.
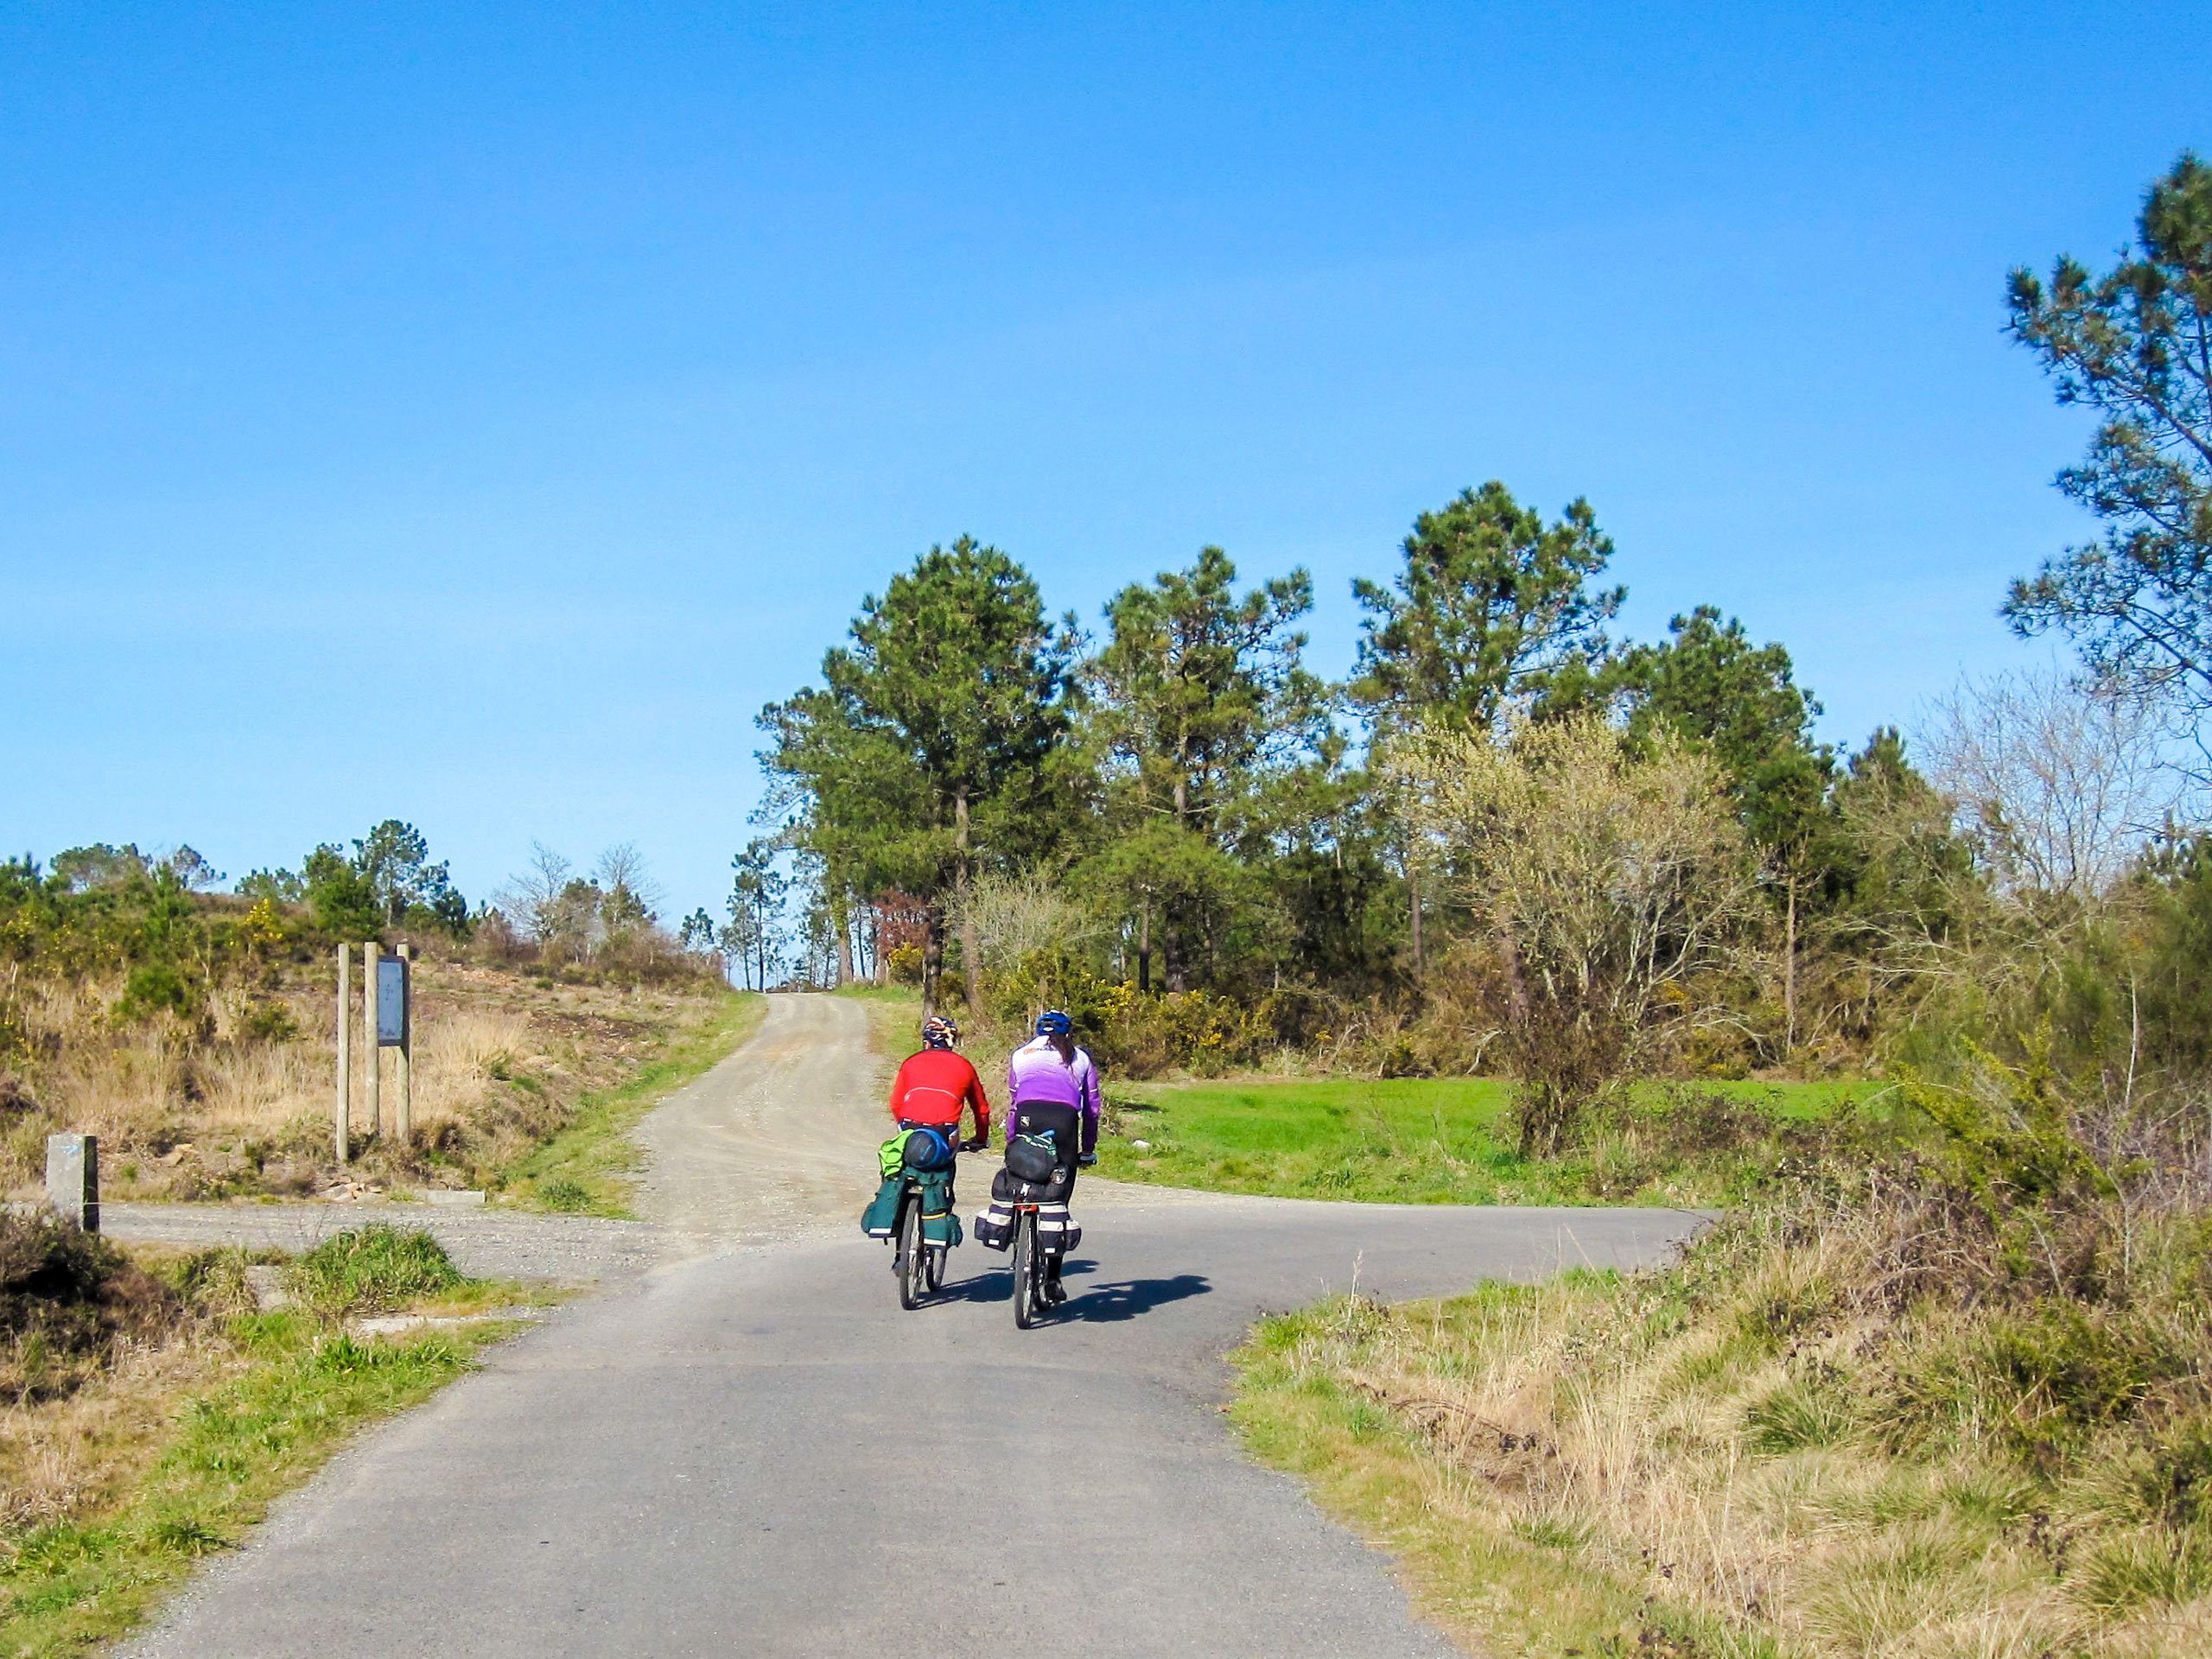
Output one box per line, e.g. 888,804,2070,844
1012,1211,1036,1329
897,1191,923,1311
925,1240,945,1293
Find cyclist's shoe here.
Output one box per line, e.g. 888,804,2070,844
1044,1279,1068,1306
891,1249,906,1274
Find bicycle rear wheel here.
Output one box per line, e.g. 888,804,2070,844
1011,1211,1037,1329
924,1241,945,1293
896,1191,923,1311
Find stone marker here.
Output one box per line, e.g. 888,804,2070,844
46,1133,99,1232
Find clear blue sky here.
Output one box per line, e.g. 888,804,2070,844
6,2,2207,925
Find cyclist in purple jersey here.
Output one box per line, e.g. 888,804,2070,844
989,1009,1100,1306
1005,1009,1102,1157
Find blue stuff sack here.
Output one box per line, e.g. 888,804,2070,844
901,1126,955,1171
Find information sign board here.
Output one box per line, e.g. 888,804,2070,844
376,956,409,1046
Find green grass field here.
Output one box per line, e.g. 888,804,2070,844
1094,1075,1890,1205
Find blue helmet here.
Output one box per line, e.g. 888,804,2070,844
1034,1008,1072,1038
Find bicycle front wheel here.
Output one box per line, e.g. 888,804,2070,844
897,1191,923,1311
1012,1211,1037,1330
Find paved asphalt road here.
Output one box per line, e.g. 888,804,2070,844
124,995,1701,1658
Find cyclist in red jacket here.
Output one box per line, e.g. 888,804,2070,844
887,1014,991,1151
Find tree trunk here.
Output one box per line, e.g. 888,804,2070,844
1408,863,1425,981
921,903,945,1018
953,788,982,1017
871,900,887,986
1136,897,1152,993
1163,912,1186,995
1494,904,1531,1023
1783,878,1797,1052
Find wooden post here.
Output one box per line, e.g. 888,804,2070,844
335,944,352,1163
395,943,413,1143
363,940,381,1140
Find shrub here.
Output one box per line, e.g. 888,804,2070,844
536,1178,593,1212
1397,717,1763,1154
284,1226,461,1318
170,1246,265,1319
0,1213,181,1400
238,999,301,1044
117,963,199,1023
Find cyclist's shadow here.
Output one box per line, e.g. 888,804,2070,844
1062,1269,1211,1322
932,1260,1212,1322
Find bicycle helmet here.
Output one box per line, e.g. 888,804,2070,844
1033,1008,1072,1038
920,1014,961,1049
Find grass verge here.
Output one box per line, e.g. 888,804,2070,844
1232,1280,1755,1659
1233,1148,2212,1658
3,1224,540,1658
501,989,765,1215
1098,1076,1887,1205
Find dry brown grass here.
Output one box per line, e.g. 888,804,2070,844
2,955,733,1203
0,1330,224,1533
1238,1176,2212,1659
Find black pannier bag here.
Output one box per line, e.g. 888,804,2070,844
977,1166,1080,1255
974,1206,1010,1249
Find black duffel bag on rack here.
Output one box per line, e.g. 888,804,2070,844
1003,1129,1065,1186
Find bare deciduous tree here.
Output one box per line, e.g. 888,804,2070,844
1919,666,2192,903
947,868,1101,1012
594,842,660,933
493,843,579,946
951,868,1098,975
1398,716,1761,1155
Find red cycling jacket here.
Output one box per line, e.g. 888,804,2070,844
887,1048,992,1143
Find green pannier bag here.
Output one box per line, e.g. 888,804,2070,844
912,1167,963,1248
860,1174,904,1238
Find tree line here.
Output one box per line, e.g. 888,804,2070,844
756,153,2212,1153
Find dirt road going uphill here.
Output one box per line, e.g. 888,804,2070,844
631,990,892,1248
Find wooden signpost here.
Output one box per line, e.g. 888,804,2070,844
334,941,412,1162
335,944,352,1162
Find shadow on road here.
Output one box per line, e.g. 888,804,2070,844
919,1260,1211,1322
928,1268,1014,1306
1065,1272,1211,1322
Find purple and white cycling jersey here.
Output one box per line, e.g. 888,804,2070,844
1005,1035,1102,1155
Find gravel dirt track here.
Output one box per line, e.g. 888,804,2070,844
120,992,1702,1658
